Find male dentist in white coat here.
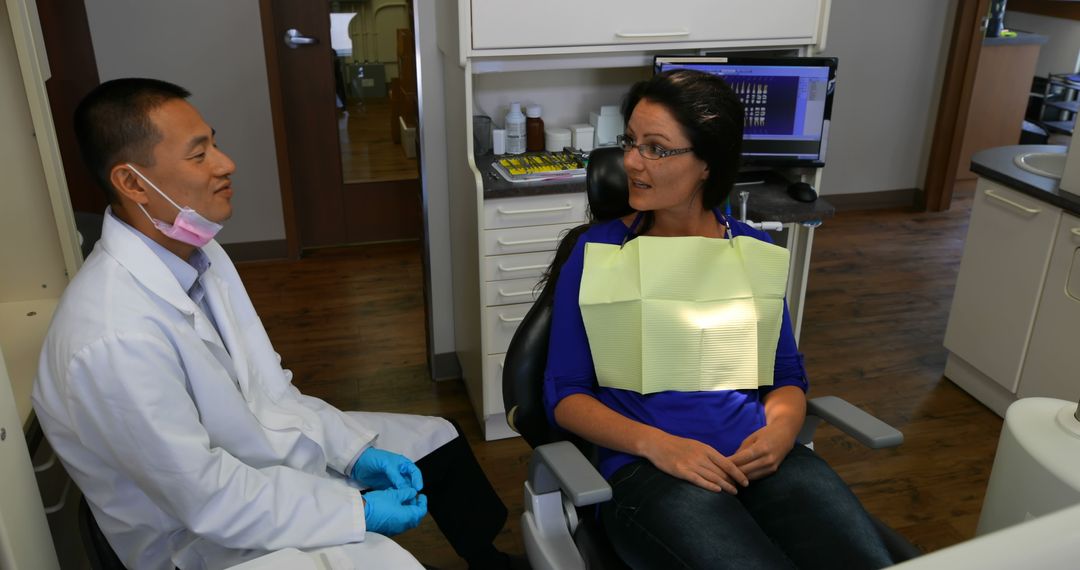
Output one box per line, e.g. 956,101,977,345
33,78,522,570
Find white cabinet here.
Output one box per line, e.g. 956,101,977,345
469,0,823,53
0,0,80,567
944,181,1061,394
1018,212,1080,401
476,194,586,439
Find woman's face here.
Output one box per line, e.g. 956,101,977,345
623,99,709,213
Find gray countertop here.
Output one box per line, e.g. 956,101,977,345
970,145,1080,216
477,153,835,224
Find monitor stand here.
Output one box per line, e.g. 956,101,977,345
735,168,772,186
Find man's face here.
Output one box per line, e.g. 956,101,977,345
137,99,236,224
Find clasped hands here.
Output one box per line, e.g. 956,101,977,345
351,448,426,536
645,423,797,494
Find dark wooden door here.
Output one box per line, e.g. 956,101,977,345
264,0,346,247
262,0,422,248
36,0,105,215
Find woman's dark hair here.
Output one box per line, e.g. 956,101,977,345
621,68,744,236
538,69,744,293
73,78,192,203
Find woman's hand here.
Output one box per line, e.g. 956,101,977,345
641,432,749,494
729,423,798,481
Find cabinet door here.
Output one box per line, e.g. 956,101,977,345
470,0,821,51
1018,212,1080,401
944,182,1061,393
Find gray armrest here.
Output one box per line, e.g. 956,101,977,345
804,396,903,449
528,441,612,507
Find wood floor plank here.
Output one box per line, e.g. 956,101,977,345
237,190,998,567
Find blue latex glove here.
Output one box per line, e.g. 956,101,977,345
351,448,423,491
362,487,427,536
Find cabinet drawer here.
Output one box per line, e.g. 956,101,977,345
484,193,587,230
484,250,556,282
470,0,820,51
944,182,1062,393
484,354,507,417
484,222,580,256
1018,212,1080,401
485,303,531,355
485,277,543,306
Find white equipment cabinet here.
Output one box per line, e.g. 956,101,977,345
944,182,1061,396
944,177,1080,415
437,0,833,439
1,0,83,567
1018,212,1080,402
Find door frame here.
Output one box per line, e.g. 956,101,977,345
921,0,990,212
257,0,302,259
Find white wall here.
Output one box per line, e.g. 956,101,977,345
83,0,284,245
820,0,955,196
1005,11,1080,77
415,0,454,357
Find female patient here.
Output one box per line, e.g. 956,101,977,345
543,69,894,570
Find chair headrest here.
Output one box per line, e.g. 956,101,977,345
586,146,634,221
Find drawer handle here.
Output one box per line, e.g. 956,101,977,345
615,30,690,38
498,314,525,323
984,189,1040,215
1071,227,1080,237
496,203,573,215
497,236,560,246
498,288,535,298
496,263,548,273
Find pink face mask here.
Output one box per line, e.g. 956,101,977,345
127,164,223,248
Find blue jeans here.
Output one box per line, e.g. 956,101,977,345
599,446,894,570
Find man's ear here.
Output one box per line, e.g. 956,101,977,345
109,164,149,205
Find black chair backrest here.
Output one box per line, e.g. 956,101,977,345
79,496,127,570
502,147,628,449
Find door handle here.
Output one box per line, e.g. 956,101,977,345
284,29,319,49
498,314,525,323
1071,227,1080,238
496,263,548,273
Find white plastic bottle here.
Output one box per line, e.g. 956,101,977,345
504,102,527,155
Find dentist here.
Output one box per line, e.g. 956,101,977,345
33,78,519,570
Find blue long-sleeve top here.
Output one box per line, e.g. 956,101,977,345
543,211,809,480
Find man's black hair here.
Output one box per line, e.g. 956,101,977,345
73,78,191,203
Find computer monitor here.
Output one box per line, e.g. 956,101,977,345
654,56,837,168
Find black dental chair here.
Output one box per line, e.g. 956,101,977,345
502,146,921,569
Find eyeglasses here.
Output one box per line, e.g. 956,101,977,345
616,134,694,160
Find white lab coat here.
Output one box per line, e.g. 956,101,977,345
32,212,456,570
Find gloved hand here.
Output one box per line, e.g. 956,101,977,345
362,487,428,536
351,448,423,492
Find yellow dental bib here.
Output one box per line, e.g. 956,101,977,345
579,235,790,394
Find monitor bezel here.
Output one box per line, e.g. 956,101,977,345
652,55,838,168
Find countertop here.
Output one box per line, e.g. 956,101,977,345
477,153,835,224
982,31,1048,47
970,145,1080,216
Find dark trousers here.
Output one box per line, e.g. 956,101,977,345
599,446,894,570
415,421,508,562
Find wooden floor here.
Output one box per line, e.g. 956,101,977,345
338,98,419,184
237,190,1001,568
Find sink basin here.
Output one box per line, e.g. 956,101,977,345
1014,151,1067,179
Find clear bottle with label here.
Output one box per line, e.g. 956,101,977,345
505,102,527,155
525,104,545,152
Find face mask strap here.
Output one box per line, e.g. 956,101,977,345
125,163,184,212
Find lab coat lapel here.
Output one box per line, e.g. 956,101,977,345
100,211,241,387
200,271,254,397
99,210,201,319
